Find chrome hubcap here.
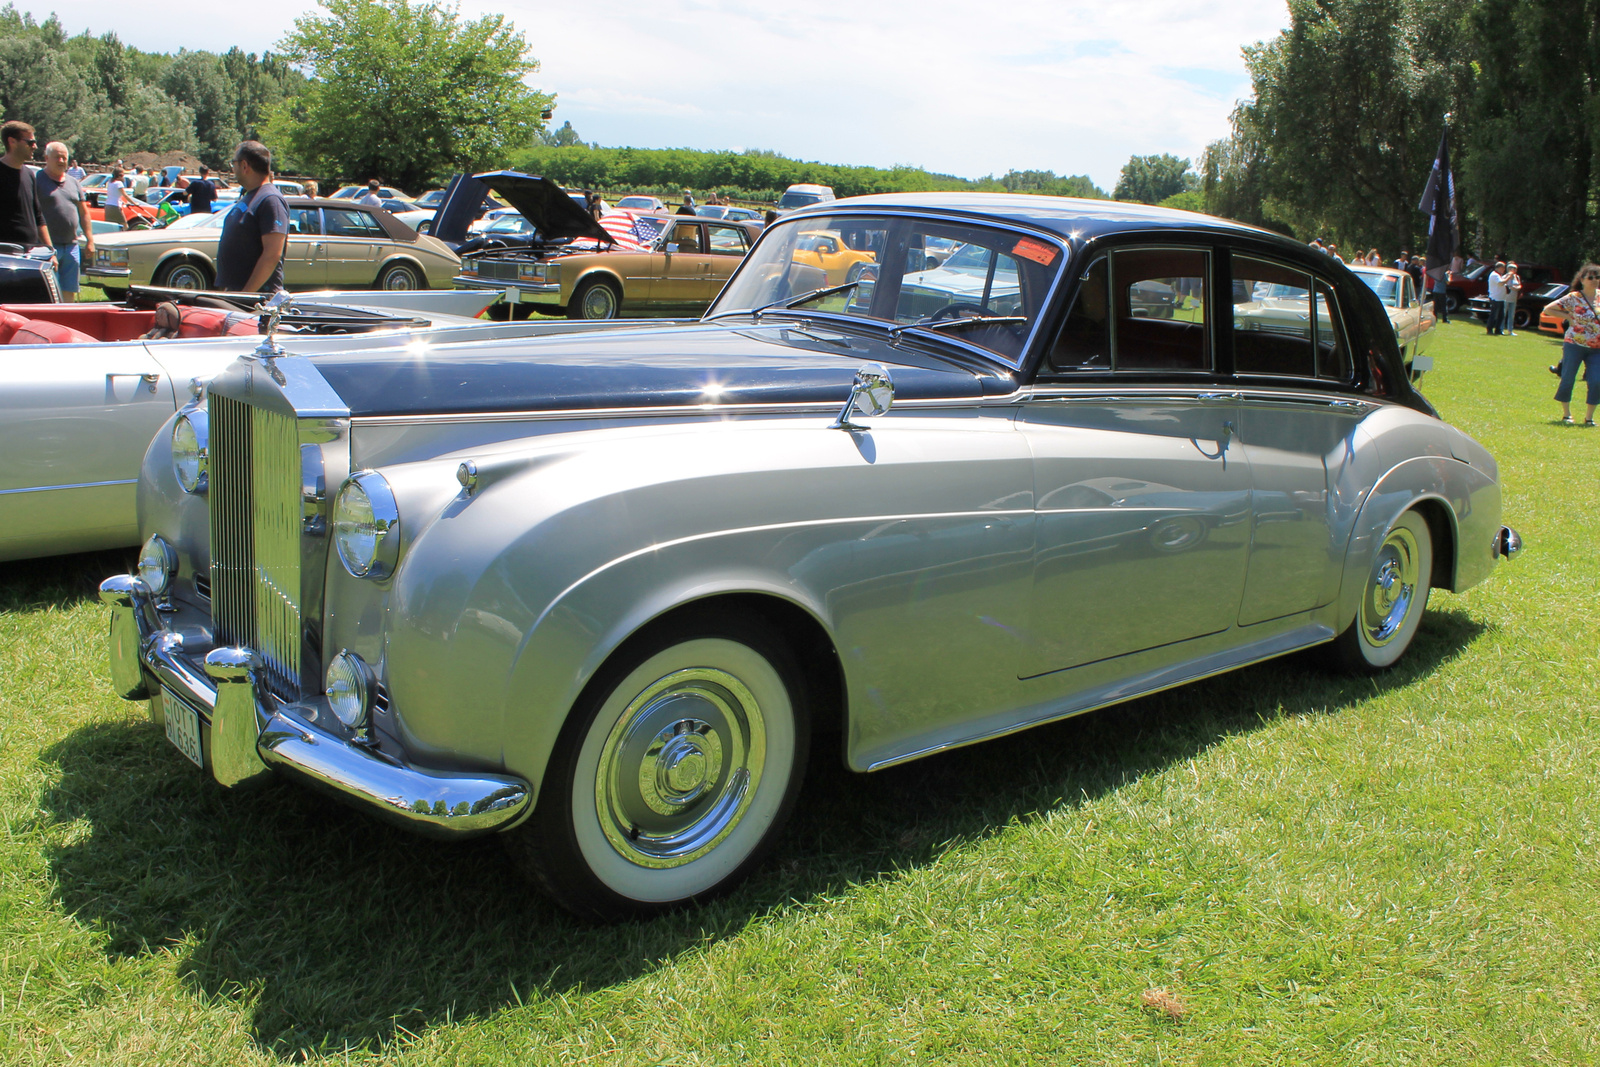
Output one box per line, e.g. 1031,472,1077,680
1362,525,1420,646
597,667,765,868
582,286,617,317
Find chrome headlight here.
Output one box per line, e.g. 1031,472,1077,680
137,535,177,596
333,470,400,579
325,650,375,731
171,409,208,493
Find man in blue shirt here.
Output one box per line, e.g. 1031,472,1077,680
215,141,289,293
187,166,217,214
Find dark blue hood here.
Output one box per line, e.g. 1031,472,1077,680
310,320,1017,417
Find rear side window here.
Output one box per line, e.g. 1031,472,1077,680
1048,247,1210,373
1232,256,1350,382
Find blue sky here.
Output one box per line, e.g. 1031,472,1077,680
26,0,1291,191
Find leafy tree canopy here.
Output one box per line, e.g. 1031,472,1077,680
1113,154,1197,204
269,0,554,191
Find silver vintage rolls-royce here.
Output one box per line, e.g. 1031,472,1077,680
100,195,1521,919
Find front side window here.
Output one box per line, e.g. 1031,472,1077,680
709,214,1065,364
1047,247,1209,373
669,222,701,253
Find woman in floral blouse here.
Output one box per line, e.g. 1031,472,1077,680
1544,263,1600,425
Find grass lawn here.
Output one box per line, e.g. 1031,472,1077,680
1,321,1594,1065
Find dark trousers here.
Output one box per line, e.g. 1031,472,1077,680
1432,289,1449,323
1486,301,1503,335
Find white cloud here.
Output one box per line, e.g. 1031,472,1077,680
15,0,1290,189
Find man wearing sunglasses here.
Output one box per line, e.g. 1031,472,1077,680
0,120,49,251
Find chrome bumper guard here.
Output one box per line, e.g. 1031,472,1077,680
99,574,532,838
1495,525,1524,560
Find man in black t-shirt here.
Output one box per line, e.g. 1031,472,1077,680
188,165,217,214
0,119,47,249
215,140,290,292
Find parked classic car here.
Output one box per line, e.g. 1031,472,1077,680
0,287,497,562
451,173,763,319
1348,265,1435,373
0,244,62,303
101,194,1520,920
85,198,460,294
1447,262,1565,315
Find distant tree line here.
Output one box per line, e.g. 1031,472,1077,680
512,142,1107,204
1203,0,1600,269
0,4,302,167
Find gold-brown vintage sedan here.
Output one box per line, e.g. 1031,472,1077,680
86,199,461,295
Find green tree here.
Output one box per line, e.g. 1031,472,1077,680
271,0,554,190
1462,0,1600,266
0,31,108,156
1205,0,1474,251
539,120,584,148
1113,153,1196,203
160,51,240,166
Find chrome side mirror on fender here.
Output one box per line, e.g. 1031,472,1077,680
831,363,894,431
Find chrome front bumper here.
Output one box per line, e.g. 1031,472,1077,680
99,573,532,838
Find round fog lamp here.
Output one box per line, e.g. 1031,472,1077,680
137,535,177,596
172,409,209,493
333,470,400,578
325,650,374,730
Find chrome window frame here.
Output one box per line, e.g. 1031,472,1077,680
1230,251,1356,386
704,207,1073,373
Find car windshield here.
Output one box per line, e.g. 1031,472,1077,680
1463,263,1489,280
160,211,227,231
617,197,655,208
778,191,825,209
1353,270,1399,305
708,213,1064,365
484,214,535,235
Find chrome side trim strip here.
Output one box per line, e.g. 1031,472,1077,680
0,478,137,496
865,621,1337,771
350,394,1029,426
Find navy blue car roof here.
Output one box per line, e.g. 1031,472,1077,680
786,192,1284,245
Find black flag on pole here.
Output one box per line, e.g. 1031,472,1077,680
1417,128,1459,282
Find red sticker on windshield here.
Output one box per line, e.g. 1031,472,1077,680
1012,237,1058,265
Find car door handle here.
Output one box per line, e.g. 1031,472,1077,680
1197,391,1241,403
108,372,160,394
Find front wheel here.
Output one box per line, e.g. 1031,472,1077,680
567,276,622,319
1328,510,1433,672
505,614,810,919
1445,290,1462,314
1513,306,1533,330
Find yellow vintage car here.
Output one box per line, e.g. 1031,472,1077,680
85,198,461,294
790,229,877,285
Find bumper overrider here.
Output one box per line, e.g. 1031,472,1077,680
99,573,531,838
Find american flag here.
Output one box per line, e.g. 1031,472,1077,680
573,210,663,253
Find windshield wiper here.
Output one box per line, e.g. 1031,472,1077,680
749,281,859,321
888,314,1028,339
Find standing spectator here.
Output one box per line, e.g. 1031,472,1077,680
131,165,150,198
187,165,217,214
1543,262,1600,425
1366,248,1381,266
677,189,696,216
358,179,382,206
1503,262,1522,336
1326,243,1344,263
66,157,85,181
34,141,93,301
0,120,47,249
303,179,318,199
104,166,128,226
215,140,289,293
1430,271,1450,324
1486,261,1508,335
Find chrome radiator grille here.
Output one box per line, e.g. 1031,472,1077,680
209,393,303,702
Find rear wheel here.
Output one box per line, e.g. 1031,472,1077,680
1445,290,1463,314
567,276,621,319
154,259,212,290
377,261,423,290
505,613,810,920
1328,510,1433,672
1513,306,1533,330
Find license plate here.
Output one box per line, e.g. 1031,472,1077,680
162,687,205,768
